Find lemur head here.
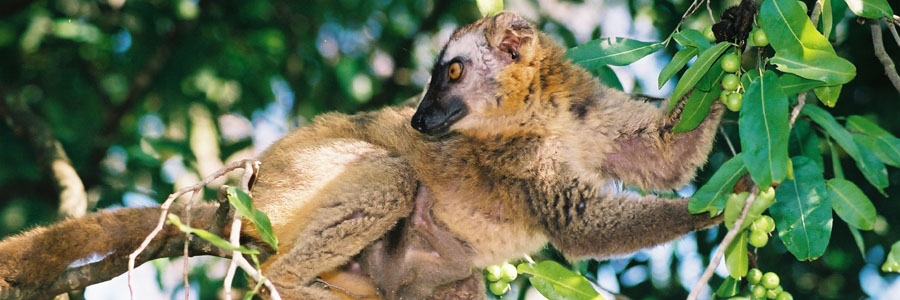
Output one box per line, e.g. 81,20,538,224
411,12,560,138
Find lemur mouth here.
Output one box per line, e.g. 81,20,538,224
411,105,467,137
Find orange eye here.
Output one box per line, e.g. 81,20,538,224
448,61,462,80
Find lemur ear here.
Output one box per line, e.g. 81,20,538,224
486,12,534,62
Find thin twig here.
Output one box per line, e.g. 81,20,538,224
706,0,715,23
870,21,900,94
887,17,900,48
224,160,260,300
789,92,807,125
687,186,760,300
127,159,257,300
809,0,823,26
234,255,282,300
719,127,737,156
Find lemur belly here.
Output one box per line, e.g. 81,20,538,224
431,185,548,267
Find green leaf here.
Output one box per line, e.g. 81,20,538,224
760,0,839,54
846,115,893,136
476,0,503,16
567,37,663,68
760,0,857,85
770,156,832,261
803,105,888,195
813,84,842,107
882,241,900,272
690,154,747,217
848,225,867,259
658,47,698,88
673,56,726,132
853,133,900,168
227,187,279,251
725,231,749,279
740,70,790,187
844,0,894,18
672,29,711,50
847,115,900,167
779,74,827,96
517,261,605,300
852,139,889,195
770,51,856,86
820,0,834,39
827,179,876,230
591,65,624,91
789,121,824,170
668,42,730,112
716,276,741,298
167,214,260,255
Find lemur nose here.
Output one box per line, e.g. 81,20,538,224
411,113,427,132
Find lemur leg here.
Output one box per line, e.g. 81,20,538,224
261,156,416,300
360,184,474,300
408,184,473,281
599,94,725,191
540,185,721,260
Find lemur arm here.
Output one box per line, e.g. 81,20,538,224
596,92,725,191
538,186,722,260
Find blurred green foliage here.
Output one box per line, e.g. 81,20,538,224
0,0,898,299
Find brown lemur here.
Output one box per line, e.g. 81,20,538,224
0,11,724,300
247,11,725,299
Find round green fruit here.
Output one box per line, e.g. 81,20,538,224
753,29,769,47
489,280,510,295
722,53,741,73
485,265,502,282
749,230,769,248
704,25,716,42
751,215,775,233
722,74,740,91
760,215,776,233
500,263,518,282
725,92,742,112
762,272,780,289
748,268,763,285
776,291,794,300
759,186,776,202
752,285,767,299
767,286,783,299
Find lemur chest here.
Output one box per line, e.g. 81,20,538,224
428,178,549,267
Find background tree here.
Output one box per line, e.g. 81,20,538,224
0,0,898,299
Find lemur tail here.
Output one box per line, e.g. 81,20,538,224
0,204,221,299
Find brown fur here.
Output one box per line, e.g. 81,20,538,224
0,12,724,300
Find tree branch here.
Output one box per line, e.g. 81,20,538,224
0,203,260,300
0,92,88,219
870,21,900,95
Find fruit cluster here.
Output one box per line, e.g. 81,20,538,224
747,268,792,300
709,26,769,112
484,262,518,296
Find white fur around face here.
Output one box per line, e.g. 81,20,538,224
433,30,518,134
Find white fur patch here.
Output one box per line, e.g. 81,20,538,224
67,250,115,268
442,32,483,63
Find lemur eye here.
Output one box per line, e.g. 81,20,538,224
448,61,463,81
